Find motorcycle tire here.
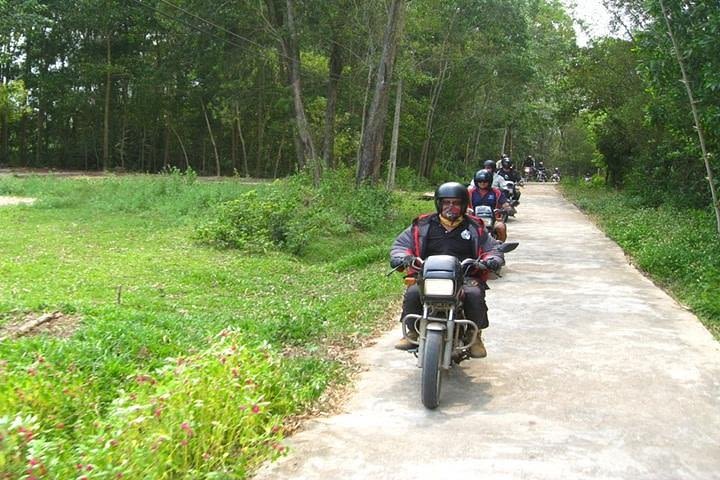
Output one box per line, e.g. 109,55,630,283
421,329,444,409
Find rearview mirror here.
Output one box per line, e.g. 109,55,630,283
498,242,518,253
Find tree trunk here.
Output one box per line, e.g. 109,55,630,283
35,102,43,167
235,103,249,177
386,78,402,190
286,0,319,182
103,34,112,171
1,104,8,165
163,124,170,170
119,82,127,170
264,0,319,182
419,58,449,178
322,40,344,170
355,42,376,172
170,124,189,169
659,0,720,236
256,63,266,177
356,0,405,185
231,113,237,173
274,138,285,179
201,99,221,177
140,127,146,172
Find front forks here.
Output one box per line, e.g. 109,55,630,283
401,307,479,369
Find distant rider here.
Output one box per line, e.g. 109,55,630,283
498,157,522,204
467,169,511,242
482,159,507,190
389,182,505,358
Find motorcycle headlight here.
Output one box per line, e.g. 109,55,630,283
423,278,455,297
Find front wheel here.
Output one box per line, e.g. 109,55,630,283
421,329,444,409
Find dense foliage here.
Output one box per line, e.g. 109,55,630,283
0,0,576,182
559,1,720,214
0,174,426,478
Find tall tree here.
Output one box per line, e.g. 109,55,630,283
356,0,405,185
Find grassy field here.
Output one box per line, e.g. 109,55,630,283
0,171,426,479
561,181,720,340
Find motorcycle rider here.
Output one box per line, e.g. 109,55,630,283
482,159,507,190
498,157,522,204
468,169,511,242
536,161,547,181
551,167,561,182
390,181,505,358
498,157,521,183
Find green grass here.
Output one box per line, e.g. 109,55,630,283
561,181,720,340
0,172,426,479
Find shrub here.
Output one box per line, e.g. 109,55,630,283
196,168,396,255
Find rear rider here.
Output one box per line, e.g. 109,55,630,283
467,169,511,242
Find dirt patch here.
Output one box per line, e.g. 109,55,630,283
0,196,36,206
0,311,82,341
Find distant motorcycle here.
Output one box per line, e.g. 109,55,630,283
473,205,508,239
503,181,520,215
389,242,518,409
523,166,534,183
536,169,547,182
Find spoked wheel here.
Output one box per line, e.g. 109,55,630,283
421,329,444,409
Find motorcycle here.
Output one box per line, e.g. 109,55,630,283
389,242,518,409
551,170,560,183
536,169,547,182
473,205,507,240
523,166,534,183
502,181,520,215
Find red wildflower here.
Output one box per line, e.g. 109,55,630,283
251,404,261,414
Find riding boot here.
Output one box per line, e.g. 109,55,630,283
394,330,419,350
469,330,487,358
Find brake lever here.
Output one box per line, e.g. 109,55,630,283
385,264,403,277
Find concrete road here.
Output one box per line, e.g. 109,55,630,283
254,184,720,480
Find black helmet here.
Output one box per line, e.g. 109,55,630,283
434,182,468,214
483,159,496,171
473,169,493,188
501,158,512,168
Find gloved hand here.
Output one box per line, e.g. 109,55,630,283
485,258,501,271
390,255,416,269
402,255,416,267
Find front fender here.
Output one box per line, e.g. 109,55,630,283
426,323,447,332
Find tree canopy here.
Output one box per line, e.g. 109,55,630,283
0,0,718,213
